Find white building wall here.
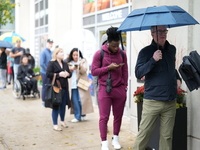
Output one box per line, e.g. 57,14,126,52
188,0,200,149
15,0,30,49
48,0,82,47
16,0,82,59
130,0,200,149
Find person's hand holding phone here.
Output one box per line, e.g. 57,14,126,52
108,63,120,70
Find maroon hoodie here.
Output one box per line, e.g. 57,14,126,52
91,44,128,87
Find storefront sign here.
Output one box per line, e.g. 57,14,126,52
102,10,122,21
97,7,128,23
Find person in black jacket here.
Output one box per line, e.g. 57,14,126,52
17,55,39,95
46,48,72,131
133,25,182,150
0,47,7,89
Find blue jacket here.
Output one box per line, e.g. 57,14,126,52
135,40,180,101
40,48,52,74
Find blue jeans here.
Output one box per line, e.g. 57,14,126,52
52,89,67,125
0,69,7,88
41,73,49,102
13,64,20,81
72,88,85,121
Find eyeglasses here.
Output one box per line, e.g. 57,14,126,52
152,30,168,34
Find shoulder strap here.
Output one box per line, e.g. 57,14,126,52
100,49,104,67
120,50,124,60
52,73,62,89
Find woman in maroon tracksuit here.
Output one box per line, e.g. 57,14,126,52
91,27,128,150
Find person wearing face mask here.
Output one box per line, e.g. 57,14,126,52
46,48,71,131
91,27,128,150
40,39,54,107
67,48,94,123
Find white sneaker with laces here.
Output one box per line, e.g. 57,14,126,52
71,118,79,123
101,140,109,150
112,135,121,149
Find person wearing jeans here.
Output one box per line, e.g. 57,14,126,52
46,48,71,131
52,89,68,127
67,48,94,123
10,40,25,81
71,88,86,121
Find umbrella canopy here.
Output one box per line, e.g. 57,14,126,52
59,28,96,65
0,40,13,48
118,5,199,32
0,32,25,43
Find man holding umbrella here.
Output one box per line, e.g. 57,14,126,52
134,25,182,150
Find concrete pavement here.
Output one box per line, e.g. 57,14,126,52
0,84,136,150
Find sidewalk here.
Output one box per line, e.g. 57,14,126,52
0,84,136,150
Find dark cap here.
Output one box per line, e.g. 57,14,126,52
47,39,53,43
25,48,30,54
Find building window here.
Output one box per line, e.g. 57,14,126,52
35,0,48,28
34,0,49,66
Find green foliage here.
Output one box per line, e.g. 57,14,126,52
33,66,40,73
0,0,17,26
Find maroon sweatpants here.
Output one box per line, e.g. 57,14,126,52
98,85,127,141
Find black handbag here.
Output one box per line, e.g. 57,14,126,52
45,74,62,105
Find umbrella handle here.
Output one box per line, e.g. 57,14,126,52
156,26,159,50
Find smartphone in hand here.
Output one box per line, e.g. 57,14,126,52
119,63,125,66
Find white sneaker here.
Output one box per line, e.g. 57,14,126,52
81,116,88,121
112,135,121,149
71,118,79,123
101,140,109,150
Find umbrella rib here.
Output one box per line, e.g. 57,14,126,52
139,8,148,31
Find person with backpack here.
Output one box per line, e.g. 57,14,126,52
91,27,128,150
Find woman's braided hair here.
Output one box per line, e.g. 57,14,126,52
106,26,120,43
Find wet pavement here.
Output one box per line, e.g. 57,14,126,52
0,84,136,150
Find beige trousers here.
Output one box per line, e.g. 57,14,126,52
133,99,176,150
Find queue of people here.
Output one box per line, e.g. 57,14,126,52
0,40,35,90
0,24,183,150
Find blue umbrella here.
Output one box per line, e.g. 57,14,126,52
0,40,13,48
118,5,199,32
